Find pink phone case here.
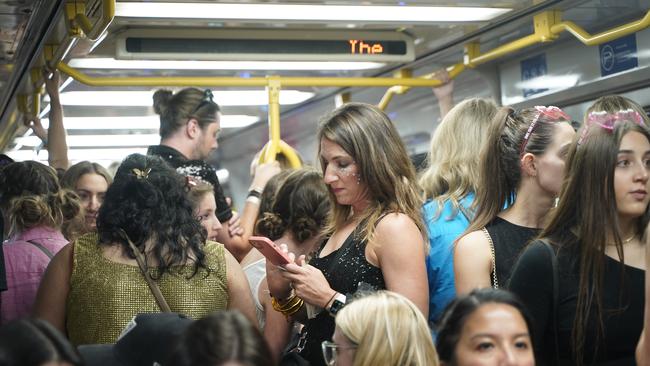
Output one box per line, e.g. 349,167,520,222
249,236,291,266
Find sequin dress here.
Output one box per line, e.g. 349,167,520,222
66,233,229,345
298,229,386,366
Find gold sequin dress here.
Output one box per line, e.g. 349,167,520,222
66,233,228,345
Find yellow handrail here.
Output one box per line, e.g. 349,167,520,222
73,0,115,41
377,9,650,110
258,140,302,168
551,10,650,46
378,63,465,110
57,62,449,88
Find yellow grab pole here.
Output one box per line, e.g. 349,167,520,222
465,33,542,68
74,0,115,41
57,62,449,88
264,77,282,164
378,63,463,110
551,10,650,46
279,140,302,168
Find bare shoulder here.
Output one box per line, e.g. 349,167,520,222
51,242,74,270
456,230,491,252
374,212,419,236
370,213,424,262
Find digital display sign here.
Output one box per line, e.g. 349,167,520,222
117,29,415,62
125,38,408,56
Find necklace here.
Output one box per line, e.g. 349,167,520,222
607,235,636,246
622,235,636,244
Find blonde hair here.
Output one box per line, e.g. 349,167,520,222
187,180,214,211
419,98,498,218
317,103,425,246
336,291,439,366
8,190,84,240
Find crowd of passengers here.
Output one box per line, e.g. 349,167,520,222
0,68,648,366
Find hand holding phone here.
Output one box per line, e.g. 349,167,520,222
249,236,291,266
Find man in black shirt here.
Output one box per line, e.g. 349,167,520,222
148,88,278,261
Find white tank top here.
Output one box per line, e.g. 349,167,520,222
242,258,266,329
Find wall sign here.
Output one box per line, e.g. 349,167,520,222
600,34,638,77
520,53,548,98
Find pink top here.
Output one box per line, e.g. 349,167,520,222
1,226,68,323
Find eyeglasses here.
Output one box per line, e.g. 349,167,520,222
520,106,571,155
577,109,645,145
322,341,357,366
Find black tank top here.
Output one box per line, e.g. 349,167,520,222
485,216,540,288
298,227,386,366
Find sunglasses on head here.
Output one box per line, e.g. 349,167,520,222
191,89,215,116
577,109,645,146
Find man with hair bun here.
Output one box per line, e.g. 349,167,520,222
147,87,279,261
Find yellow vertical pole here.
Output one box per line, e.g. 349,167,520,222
265,76,282,163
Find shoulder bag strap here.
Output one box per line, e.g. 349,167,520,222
26,239,54,259
540,239,561,365
122,231,172,313
481,227,498,289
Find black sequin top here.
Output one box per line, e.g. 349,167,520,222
298,228,386,366
148,145,232,222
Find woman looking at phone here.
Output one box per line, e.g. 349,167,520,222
267,103,428,366
239,168,330,361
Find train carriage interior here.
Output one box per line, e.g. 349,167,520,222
1,0,650,205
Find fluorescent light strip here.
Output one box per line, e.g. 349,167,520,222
15,134,160,148
54,90,313,107
115,3,511,22
6,148,148,162
37,115,259,130
68,58,385,71
515,74,580,90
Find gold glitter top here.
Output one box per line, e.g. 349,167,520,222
66,232,228,345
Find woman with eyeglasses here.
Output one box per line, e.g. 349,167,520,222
322,291,438,366
509,102,649,365
265,103,428,366
454,106,575,294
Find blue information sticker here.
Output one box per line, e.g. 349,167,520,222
600,34,638,77
521,53,548,98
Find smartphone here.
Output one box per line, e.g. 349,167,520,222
248,236,291,266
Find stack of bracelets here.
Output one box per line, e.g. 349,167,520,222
272,292,304,318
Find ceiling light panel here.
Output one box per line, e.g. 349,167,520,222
115,3,511,23
69,58,386,71
37,115,260,130
54,90,314,106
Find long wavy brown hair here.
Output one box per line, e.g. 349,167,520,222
540,120,650,364
317,103,425,249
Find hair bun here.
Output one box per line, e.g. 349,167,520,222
292,217,318,242
10,195,50,229
153,89,173,115
255,212,286,241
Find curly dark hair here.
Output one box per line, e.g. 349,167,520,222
96,154,207,277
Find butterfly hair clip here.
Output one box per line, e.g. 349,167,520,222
132,168,151,180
